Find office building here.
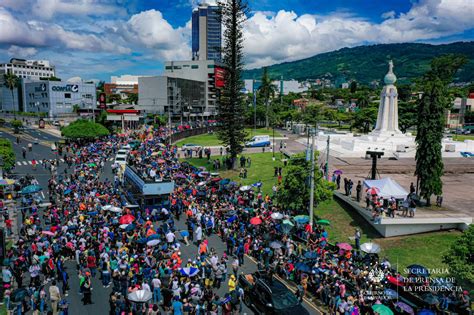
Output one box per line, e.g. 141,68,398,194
164,60,225,117
0,58,56,80
138,76,205,120
23,80,96,118
192,3,222,61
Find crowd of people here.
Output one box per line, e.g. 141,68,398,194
0,125,471,315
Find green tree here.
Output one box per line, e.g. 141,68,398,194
0,139,15,171
216,0,249,163
3,72,20,119
350,81,357,93
72,104,81,114
415,55,467,205
442,225,474,288
357,92,370,109
301,104,324,126
62,119,110,139
277,153,335,211
126,93,138,105
10,119,22,134
352,107,377,133
259,67,277,128
398,100,417,133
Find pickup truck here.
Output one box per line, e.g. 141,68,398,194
239,272,310,315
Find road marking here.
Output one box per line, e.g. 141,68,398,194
22,161,28,165
27,161,32,165
16,162,22,166
60,159,65,162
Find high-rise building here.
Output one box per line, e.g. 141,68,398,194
192,3,221,62
0,58,56,80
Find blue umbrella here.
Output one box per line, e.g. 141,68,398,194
417,310,435,315
179,230,189,237
227,215,238,223
147,234,161,241
281,223,293,234
304,251,318,259
180,267,199,277
20,185,42,194
135,237,148,245
64,189,72,195
219,178,230,185
125,224,136,232
293,215,309,224
294,262,311,272
251,182,262,188
87,211,98,216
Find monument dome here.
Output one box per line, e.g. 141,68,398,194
384,60,397,85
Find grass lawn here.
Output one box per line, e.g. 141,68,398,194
184,152,285,196
175,128,282,147
316,199,460,275
452,134,474,141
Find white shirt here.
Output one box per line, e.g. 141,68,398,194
152,278,161,289
166,231,175,243
142,283,151,292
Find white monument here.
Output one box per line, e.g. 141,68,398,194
312,60,474,157
371,60,402,137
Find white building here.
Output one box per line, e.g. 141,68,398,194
0,58,56,80
162,60,224,117
244,79,308,95
111,75,142,85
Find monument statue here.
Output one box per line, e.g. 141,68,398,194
371,60,402,136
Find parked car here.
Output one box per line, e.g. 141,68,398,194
239,272,310,315
52,121,61,127
114,155,128,166
245,135,271,147
181,143,202,151
116,149,129,156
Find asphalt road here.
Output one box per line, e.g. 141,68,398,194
2,128,320,315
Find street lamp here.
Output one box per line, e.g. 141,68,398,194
0,156,4,180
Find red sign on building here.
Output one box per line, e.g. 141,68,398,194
214,67,226,88
99,93,106,109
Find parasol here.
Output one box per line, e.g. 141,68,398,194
239,185,252,192
282,219,294,226
293,215,309,224
334,169,343,175
250,217,262,225
394,301,414,314
337,243,353,251
180,267,199,277
386,275,404,287
11,288,29,302
294,262,311,272
20,185,42,194
360,242,381,254
146,239,160,247
372,304,394,315
128,290,152,303
0,178,15,186
304,251,318,259
41,231,54,236
316,219,330,226
269,241,283,249
271,212,284,220
384,288,398,299
119,214,135,225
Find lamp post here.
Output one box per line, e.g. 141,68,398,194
0,156,4,180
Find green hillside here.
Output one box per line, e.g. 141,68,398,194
243,42,474,84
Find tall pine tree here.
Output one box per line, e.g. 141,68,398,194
415,55,466,205
217,0,249,163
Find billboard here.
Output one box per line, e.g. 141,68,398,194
214,67,225,88
99,92,106,109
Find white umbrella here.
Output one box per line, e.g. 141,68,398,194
146,239,160,246
108,206,123,213
239,185,252,192
269,241,283,249
119,224,129,229
39,202,52,208
197,181,207,187
102,205,112,210
124,204,140,209
360,242,381,254
128,289,152,303
271,212,284,220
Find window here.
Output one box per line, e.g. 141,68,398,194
165,66,172,70
191,65,199,69
207,64,215,69
173,66,182,70
65,93,71,99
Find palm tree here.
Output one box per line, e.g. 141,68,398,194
3,72,20,119
258,67,277,128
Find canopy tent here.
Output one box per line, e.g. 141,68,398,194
363,177,408,199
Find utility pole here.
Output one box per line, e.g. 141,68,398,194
309,128,315,229
253,79,257,134
168,112,172,147
325,135,330,181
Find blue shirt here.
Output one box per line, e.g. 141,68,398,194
172,300,183,315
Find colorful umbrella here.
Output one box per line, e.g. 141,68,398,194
316,219,330,226
293,215,309,224
372,304,394,315
384,288,398,299
334,169,343,175
20,185,42,194
41,231,55,236
250,217,262,225
394,301,414,314
146,239,160,246
180,267,199,277
174,173,187,179
128,290,152,303
337,243,353,251
360,242,381,254
119,214,135,225
386,275,405,287
282,219,294,226
367,187,380,195
0,178,15,186
271,212,284,220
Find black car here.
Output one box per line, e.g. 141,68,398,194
239,272,310,315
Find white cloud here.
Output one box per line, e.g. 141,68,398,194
243,0,474,68
7,45,38,57
0,8,130,54
120,10,191,60
381,10,396,19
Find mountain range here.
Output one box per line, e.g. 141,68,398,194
242,42,474,84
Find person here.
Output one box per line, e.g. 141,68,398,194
28,142,32,152
194,225,202,244
336,174,341,190
228,275,236,292
356,181,362,202
152,274,162,305
49,280,61,315
410,182,415,194
172,296,183,315
82,274,92,305
32,158,37,170
354,228,361,250
22,147,27,159
348,179,353,196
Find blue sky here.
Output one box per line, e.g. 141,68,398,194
0,0,473,81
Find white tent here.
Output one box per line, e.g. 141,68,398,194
363,177,409,199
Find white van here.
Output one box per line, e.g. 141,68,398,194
114,155,128,166
245,135,271,147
